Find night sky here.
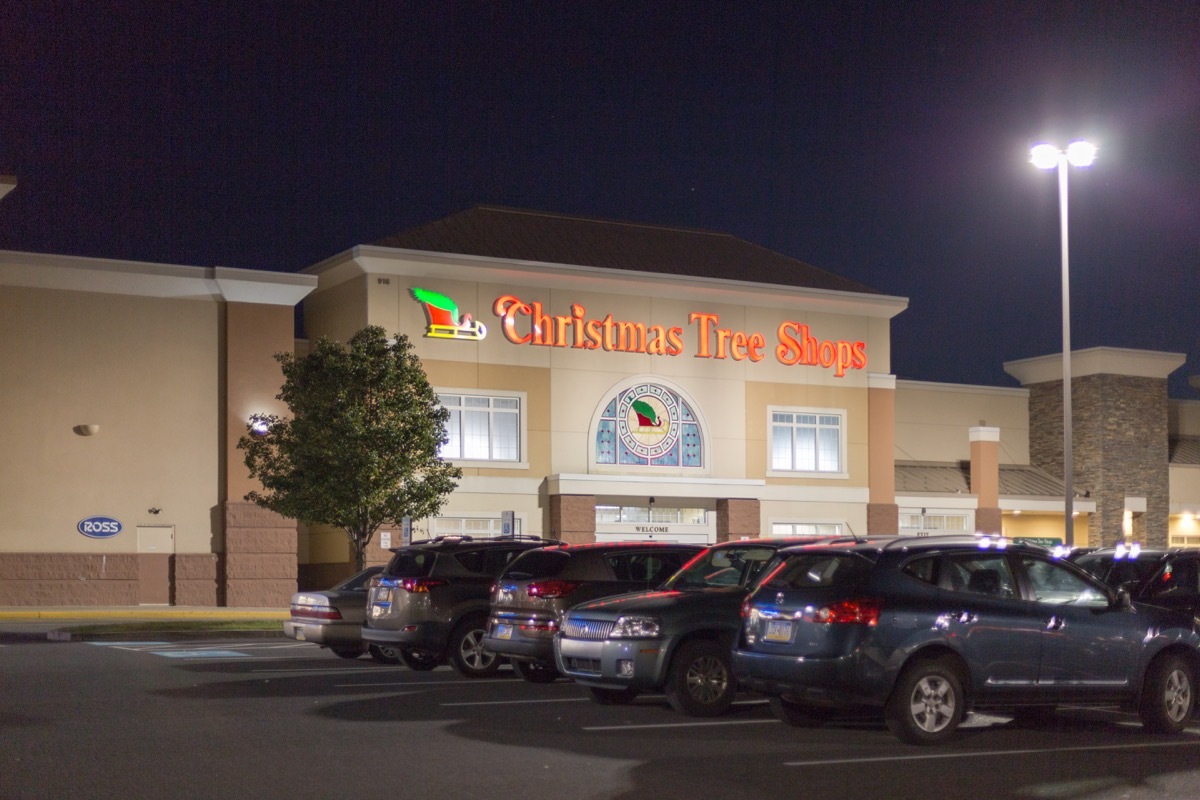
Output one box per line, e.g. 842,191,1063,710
2,2,1198,395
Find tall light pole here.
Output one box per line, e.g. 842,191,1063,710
1030,140,1097,546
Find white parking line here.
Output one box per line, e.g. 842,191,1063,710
442,697,592,707
784,738,1200,767
585,719,780,731
334,677,519,688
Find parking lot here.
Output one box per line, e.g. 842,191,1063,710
6,635,1200,800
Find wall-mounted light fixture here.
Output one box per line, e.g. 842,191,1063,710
148,507,161,515
74,424,100,436
249,417,270,436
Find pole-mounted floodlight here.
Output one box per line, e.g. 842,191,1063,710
1030,140,1096,546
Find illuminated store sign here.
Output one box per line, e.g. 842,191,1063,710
408,288,868,377
78,516,122,538
492,295,868,377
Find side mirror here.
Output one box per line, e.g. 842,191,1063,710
1115,588,1134,610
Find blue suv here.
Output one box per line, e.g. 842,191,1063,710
734,535,1200,744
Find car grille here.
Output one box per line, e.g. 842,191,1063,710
564,657,602,674
562,618,614,640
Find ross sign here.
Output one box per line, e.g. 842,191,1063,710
78,516,123,539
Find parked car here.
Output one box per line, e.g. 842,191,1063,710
362,536,555,677
484,541,702,683
1075,545,1200,617
284,566,403,662
555,536,842,715
734,535,1200,745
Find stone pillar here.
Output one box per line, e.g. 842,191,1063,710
867,374,899,534
970,427,1001,535
1005,349,1182,549
548,495,596,544
223,502,297,606
716,498,760,542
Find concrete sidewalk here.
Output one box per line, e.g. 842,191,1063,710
0,606,289,643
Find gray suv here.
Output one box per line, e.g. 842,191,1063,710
484,542,701,683
554,537,827,715
362,535,554,677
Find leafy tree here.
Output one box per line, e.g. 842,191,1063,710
239,325,461,570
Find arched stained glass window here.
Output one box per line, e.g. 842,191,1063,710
595,383,703,468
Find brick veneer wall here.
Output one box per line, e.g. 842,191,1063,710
0,554,139,605
174,553,221,606
223,502,298,606
1028,375,1170,547
716,499,760,542
548,495,597,544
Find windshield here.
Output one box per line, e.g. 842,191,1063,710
1075,553,1162,589
663,545,778,590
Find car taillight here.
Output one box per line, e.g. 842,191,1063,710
526,579,581,599
812,599,881,625
740,598,754,618
291,604,342,621
400,577,447,593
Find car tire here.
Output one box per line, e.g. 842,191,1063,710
587,686,639,705
665,640,734,717
448,618,502,678
1139,653,1195,734
511,659,559,684
398,647,441,671
885,657,966,745
769,696,836,727
329,645,364,659
367,643,404,665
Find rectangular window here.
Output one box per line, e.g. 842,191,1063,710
899,512,969,533
429,516,522,538
771,522,844,538
769,409,844,474
595,505,707,525
438,393,522,463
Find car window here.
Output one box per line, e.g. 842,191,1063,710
384,550,435,578
1019,555,1108,607
665,546,778,590
1144,557,1200,599
1075,553,1162,589
941,555,1016,599
479,547,533,576
902,556,937,586
335,567,382,591
502,549,569,579
760,554,872,590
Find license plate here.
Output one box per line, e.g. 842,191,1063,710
294,626,306,641
764,620,793,643
495,624,513,640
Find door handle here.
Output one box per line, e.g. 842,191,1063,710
1045,616,1065,631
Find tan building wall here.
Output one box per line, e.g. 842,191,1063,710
0,251,315,606
895,380,1030,465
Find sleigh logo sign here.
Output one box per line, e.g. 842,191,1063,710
410,288,487,341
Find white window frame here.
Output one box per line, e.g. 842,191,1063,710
436,388,528,469
899,510,970,535
427,515,525,539
766,405,848,479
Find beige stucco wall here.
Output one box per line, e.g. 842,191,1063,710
895,380,1030,464
0,285,220,554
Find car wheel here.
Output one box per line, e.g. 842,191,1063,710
1139,653,1195,734
665,640,734,717
511,659,559,684
367,643,404,665
885,658,966,745
587,686,639,705
329,645,364,660
398,647,441,671
769,696,836,727
448,618,502,678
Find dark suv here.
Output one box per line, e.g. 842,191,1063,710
1076,545,1200,617
363,535,554,677
483,542,702,684
555,537,837,716
734,535,1200,744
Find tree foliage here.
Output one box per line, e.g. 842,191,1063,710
239,326,461,570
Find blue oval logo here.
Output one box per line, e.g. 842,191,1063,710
78,516,123,538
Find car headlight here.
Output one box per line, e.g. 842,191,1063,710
609,616,662,639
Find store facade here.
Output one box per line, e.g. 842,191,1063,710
3,196,1199,604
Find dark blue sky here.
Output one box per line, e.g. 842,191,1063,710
2,2,1198,395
